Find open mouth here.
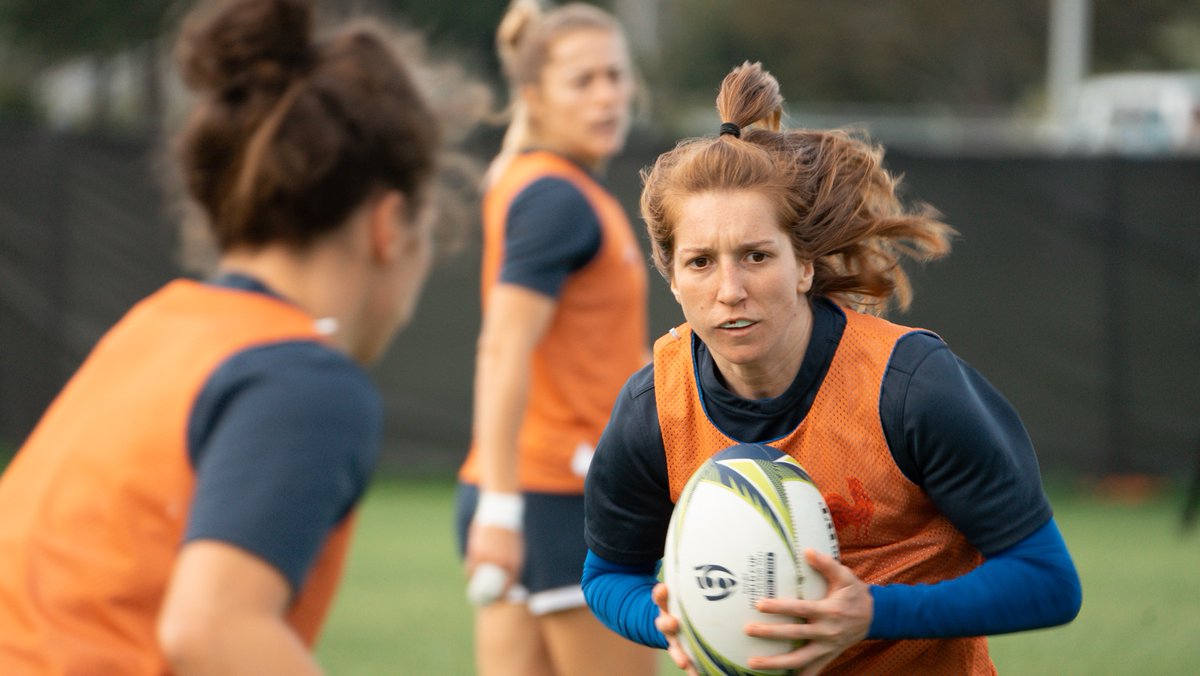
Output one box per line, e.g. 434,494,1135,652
719,319,754,329
592,118,621,134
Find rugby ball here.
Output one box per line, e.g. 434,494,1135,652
663,443,839,675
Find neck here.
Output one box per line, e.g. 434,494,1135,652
528,143,605,175
217,243,369,358
716,353,802,400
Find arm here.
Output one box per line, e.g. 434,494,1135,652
468,177,602,592
869,517,1081,638
579,550,701,674
879,334,1082,634
745,518,1080,673
580,550,665,648
472,285,557,495
582,368,684,654
176,343,378,669
467,284,556,586
746,335,1082,671
158,541,321,675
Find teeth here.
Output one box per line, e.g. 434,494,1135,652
721,320,752,329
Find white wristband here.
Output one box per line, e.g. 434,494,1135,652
474,492,524,531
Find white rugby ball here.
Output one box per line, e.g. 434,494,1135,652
663,443,839,675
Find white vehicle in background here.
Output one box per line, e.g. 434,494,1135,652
1068,72,1200,155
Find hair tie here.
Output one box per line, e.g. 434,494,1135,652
719,122,741,138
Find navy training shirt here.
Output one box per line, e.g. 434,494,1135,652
584,297,1052,566
498,175,603,297
184,274,381,592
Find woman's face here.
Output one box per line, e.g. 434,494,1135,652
359,195,434,364
524,28,634,170
669,190,814,396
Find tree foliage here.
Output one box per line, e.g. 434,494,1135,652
0,0,1197,131
0,0,180,60
651,0,1200,118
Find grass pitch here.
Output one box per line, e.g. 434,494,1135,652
318,474,1200,675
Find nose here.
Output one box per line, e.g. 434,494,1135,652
591,79,615,107
715,263,747,307
592,72,624,107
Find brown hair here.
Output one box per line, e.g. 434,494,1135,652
174,0,440,251
486,0,625,181
641,62,954,315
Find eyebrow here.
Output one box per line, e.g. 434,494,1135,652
676,239,780,254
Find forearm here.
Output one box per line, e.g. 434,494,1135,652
868,518,1082,639
160,541,324,676
581,550,668,649
472,339,532,493
163,614,321,676
472,285,555,494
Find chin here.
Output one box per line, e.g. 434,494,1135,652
602,139,627,159
715,350,767,369
700,340,755,366
584,140,622,164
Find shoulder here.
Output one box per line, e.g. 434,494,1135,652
881,331,974,453
622,360,657,401
881,333,1052,553
509,176,597,222
889,330,949,373
189,341,381,463
184,341,381,590
211,340,377,411
587,361,673,563
604,362,660,448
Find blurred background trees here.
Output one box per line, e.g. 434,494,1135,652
0,0,183,131
2,0,1198,475
1,0,1198,137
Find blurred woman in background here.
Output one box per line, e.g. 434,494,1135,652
0,0,457,672
454,1,655,674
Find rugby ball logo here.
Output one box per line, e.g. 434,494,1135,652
663,443,840,675
694,564,738,601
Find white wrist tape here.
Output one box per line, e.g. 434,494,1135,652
474,492,524,531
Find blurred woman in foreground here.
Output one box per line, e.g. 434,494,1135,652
0,0,458,672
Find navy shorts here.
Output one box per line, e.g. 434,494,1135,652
455,483,588,615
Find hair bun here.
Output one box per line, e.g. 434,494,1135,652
495,0,542,81
179,0,314,95
716,61,784,132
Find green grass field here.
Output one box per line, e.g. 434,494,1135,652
316,475,1200,675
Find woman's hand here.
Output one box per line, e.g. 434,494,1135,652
465,522,524,604
652,582,699,676
744,549,873,675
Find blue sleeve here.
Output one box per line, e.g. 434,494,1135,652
581,550,669,649
867,518,1082,639
499,177,602,298
185,341,382,592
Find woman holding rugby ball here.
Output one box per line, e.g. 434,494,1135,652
582,62,1082,674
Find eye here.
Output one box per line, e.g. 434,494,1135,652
686,256,711,270
747,251,769,263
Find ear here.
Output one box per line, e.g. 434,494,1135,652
367,191,406,265
669,278,681,304
519,83,543,125
797,259,815,295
